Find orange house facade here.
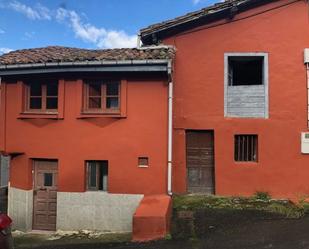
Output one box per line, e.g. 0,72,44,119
141,0,309,199
0,47,173,232
2,0,309,234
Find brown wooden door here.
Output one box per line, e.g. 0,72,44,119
33,160,58,230
186,131,215,194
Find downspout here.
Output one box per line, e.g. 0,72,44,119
306,62,309,129
167,60,173,195
305,49,309,128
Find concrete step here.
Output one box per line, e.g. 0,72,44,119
132,195,172,242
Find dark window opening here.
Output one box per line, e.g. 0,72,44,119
138,157,149,167
234,135,258,162
84,81,120,113
86,161,108,191
30,97,42,109
44,173,53,187
26,81,58,111
228,56,263,86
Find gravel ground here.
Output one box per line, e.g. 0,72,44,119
15,215,309,249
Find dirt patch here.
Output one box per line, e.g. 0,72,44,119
13,230,131,249
171,194,306,239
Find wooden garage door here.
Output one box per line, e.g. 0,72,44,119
186,131,215,194
33,160,58,230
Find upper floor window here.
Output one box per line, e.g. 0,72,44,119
228,56,264,86
83,81,120,113
224,53,269,118
25,81,58,112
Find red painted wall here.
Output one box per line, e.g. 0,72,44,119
163,0,309,199
0,75,168,195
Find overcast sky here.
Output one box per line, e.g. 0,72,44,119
0,0,220,54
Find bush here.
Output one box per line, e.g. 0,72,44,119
253,191,271,201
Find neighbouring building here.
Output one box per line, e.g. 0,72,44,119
1,0,309,239
140,0,309,199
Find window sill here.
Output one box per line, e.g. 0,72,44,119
234,161,258,165
78,112,126,119
138,165,149,168
18,112,62,119
85,190,108,193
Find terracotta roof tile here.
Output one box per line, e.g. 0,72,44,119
140,0,257,40
0,46,175,66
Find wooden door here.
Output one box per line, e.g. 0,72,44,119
186,131,215,194
33,160,58,230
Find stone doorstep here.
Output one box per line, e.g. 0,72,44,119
133,195,172,242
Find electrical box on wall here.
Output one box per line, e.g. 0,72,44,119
304,49,309,64
301,132,309,153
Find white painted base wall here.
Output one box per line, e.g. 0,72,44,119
8,187,143,232
57,192,143,232
8,187,33,231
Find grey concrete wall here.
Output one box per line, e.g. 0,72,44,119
57,192,143,232
226,85,266,117
8,187,33,231
0,156,9,187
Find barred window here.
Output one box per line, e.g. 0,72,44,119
234,135,258,162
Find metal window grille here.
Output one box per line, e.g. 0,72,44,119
234,135,258,162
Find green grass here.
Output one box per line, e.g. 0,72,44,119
173,194,305,219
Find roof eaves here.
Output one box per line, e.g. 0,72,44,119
0,59,172,76
140,0,271,44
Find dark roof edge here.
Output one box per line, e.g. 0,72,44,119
0,59,172,76
140,0,276,45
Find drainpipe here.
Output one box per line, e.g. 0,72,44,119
307,63,309,128
167,61,173,195
305,49,309,128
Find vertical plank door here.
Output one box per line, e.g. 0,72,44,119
186,131,215,194
33,160,58,230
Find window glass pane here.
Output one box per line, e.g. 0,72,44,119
30,97,42,109
106,83,119,95
86,161,108,191
106,97,119,109
46,83,58,96
88,163,97,188
30,83,42,96
88,83,101,96
44,173,53,187
98,162,108,191
46,97,58,109
89,97,101,108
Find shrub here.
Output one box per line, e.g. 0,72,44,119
253,191,271,201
